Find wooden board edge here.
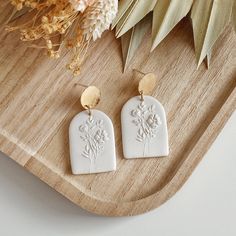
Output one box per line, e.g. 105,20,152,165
0,133,32,166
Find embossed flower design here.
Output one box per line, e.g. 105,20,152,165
94,129,109,144
146,114,161,129
131,109,141,117
79,117,109,163
131,102,161,143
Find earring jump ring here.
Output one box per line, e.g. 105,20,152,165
85,105,92,116
139,90,144,102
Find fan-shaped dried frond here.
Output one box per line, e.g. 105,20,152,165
191,0,234,67
114,0,235,69
121,15,151,71
113,0,157,37
152,0,193,51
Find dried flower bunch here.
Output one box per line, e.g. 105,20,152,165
7,0,118,75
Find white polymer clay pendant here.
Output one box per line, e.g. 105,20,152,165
69,86,116,174
121,72,169,159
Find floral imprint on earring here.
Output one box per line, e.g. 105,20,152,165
131,102,162,156
79,116,109,168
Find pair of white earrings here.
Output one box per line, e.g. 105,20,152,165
69,71,169,175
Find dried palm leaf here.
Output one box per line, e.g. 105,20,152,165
121,15,151,71
114,0,235,70
151,0,193,51
114,0,157,37
206,50,212,69
111,0,134,29
191,0,234,67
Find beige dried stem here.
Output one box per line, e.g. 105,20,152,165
6,0,80,59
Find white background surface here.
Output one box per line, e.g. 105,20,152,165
0,112,235,236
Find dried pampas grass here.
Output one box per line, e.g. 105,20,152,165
67,0,118,75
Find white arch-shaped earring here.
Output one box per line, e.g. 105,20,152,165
121,71,169,159
69,86,116,174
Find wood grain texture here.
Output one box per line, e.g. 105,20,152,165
0,4,235,216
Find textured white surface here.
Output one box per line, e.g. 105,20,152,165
69,109,116,174
121,96,169,158
0,112,235,236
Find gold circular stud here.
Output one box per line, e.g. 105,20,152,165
138,73,157,95
80,86,101,112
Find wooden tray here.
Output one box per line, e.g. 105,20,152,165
0,4,235,216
